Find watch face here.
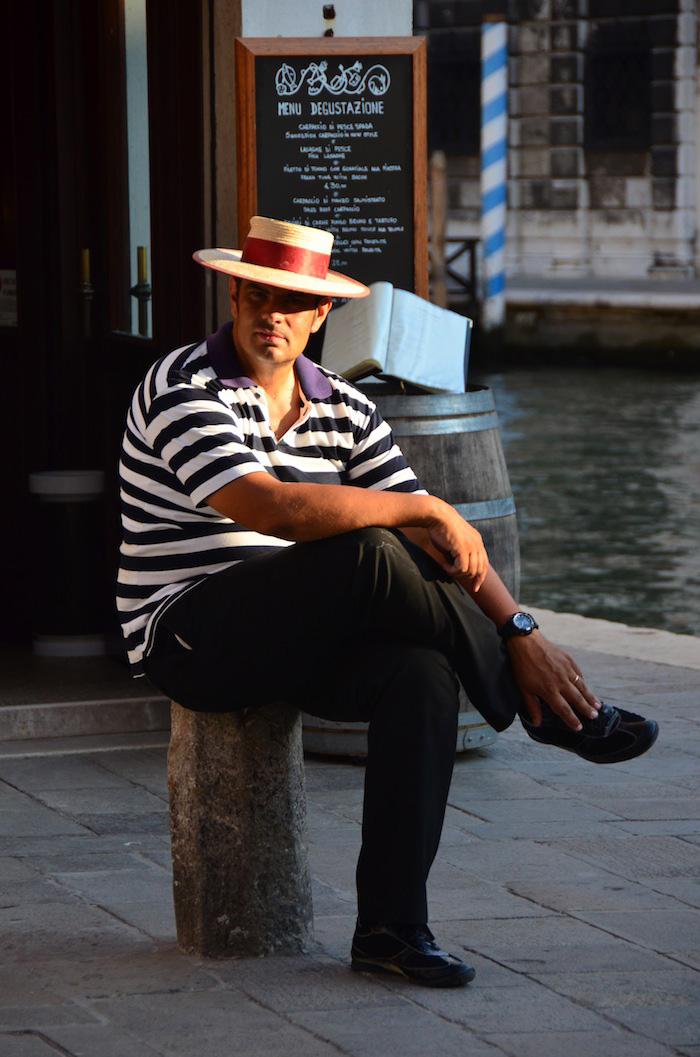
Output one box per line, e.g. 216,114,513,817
513,613,535,633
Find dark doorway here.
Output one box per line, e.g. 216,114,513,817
2,0,206,654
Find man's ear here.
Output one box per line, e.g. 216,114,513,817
311,298,332,333
229,277,238,319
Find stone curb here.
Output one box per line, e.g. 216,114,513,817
0,695,170,742
530,607,700,670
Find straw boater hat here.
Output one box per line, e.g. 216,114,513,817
193,216,370,299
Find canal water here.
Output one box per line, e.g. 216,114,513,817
472,366,700,637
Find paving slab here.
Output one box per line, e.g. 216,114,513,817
29,948,221,1002
446,765,570,802
570,908,700,966
88,989,347,1057
0,876,76,908
555,833,700,880
507,877,682,913
212,952,408,1013
432,814,482,847
487,1029,679,1057
287,1002,505,1057
305,810,364,848
1,899,152,962
0,839,170,869
0,1002,100,1032
0,1034,85,1057
445,817,644,841
0,731,170,760
311,876,357,917
22,848,160,876
528,608,700,669
426,864,551,921
0,856,38,881
0,698,169,742
0,632,698,1056
96,899,175,941
30,1025,166,1057
557,775,695,802
410,975,614,1032
66,812,168,836
30,785,167,816
0,785,92,838
441,835,611,884
530,969,700,1048
455,915,684,975
609,819,700,838
87,746,173,785
449,796,624,825
304,760,366,793
304,789,364,825
51,863,171,905
640,876,700,909
0,755,131,790
303,845,359,903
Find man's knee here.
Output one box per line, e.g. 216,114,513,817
300,526,417,590
397,646,457,685
372,647,460,723
365,647,460,762
330,525,402,553
400,648,460,709
338,525,431,581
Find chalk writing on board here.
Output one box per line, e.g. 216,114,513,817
256,53,414,290
275,61,391,98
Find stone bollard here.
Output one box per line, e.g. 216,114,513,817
167,701,314,958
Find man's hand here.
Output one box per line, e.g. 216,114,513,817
425,503,489,592
398,529,599,729
505,631,600,731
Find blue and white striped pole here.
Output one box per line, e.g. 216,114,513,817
481,18,508,330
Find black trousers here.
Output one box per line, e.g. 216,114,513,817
144,528,522,924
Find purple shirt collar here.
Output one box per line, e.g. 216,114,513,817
205,321,333,400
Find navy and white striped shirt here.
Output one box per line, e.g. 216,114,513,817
117,321,422,673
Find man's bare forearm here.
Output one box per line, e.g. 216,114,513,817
207,474,489,588
210,476,439,539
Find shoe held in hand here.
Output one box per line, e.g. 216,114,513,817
521,702,658,764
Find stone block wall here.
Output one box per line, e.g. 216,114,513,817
415,0,699,284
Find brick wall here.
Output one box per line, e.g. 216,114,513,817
416,0,699,285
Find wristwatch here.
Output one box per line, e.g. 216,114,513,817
499,611,539,641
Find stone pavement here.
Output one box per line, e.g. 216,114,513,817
1,618,699,1057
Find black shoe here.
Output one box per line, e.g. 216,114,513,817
522,702,658,764
524,698,620,739
351,922,475,988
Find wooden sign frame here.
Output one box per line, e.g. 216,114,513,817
235,37,428,298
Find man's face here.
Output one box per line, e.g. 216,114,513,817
230,279,331,376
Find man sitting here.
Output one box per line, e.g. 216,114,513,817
117,216,657,988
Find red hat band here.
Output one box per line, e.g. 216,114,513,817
241,237,330,280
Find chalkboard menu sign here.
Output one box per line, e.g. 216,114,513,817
235,38,427,297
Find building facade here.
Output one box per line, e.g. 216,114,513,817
417,0,700,355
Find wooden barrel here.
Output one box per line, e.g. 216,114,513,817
375,386,520,599
301,385,518,757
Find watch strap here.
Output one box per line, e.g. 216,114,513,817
499,612,539,641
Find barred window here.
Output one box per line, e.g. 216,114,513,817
584,24,651,151
427,30,480,156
